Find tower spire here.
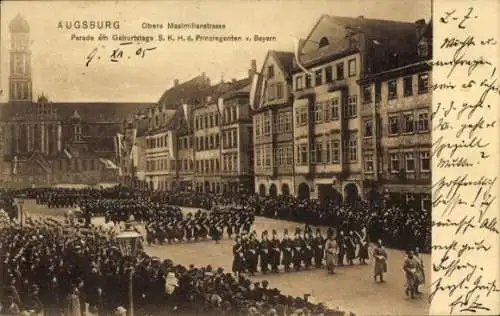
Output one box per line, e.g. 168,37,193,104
9,14,32,103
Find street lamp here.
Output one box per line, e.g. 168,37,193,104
115,228,142,316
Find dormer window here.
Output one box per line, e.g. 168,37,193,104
319,37,329,48
418,40,429,58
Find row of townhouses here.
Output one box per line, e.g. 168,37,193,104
117,15,433,209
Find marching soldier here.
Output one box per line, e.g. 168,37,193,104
312,228,325,268
270,230,281,273
259,231,271,274
281,229,293,272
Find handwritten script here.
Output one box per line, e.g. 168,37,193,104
431,3,500,315
85,42,157,67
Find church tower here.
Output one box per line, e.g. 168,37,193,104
9,14,32,102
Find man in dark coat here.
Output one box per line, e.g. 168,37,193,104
270,230,281,273
280,229,293,272
259,231,271,274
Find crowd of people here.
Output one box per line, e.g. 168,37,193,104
0,217,351,316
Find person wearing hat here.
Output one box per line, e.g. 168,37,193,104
324,233,339,274
313,228,325,268
259,231,271,274
372,239,388,283
292,231,304,271
232,236,246,277
403,250,419,298
245,233,259,276
270,230,281,273
281,229,293,272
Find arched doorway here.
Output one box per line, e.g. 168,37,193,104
281,183,290,196
344,183,360,205
318,184,342,205
269,184,277,198
297,183,310,200
259,184,266,196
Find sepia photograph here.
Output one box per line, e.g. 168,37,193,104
0,0,437,315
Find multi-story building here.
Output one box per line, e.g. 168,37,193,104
0,14,152,188
252,51,295,197
220,76,254,194
358,19,432,210
290,14,424,203
175,104,195,191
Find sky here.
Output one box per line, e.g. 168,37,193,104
0,0,431,103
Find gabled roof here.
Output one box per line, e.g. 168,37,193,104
260,50,295,81
222,78,251,99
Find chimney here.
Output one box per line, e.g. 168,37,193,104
248,59,257,79
358,15,364,19
415,19,426,39
174,79,179,86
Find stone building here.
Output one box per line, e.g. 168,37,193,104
357,19,432,210
289,14,425,203
0,14,152,188
252,51,295,198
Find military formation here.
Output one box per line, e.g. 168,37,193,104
231,226,370,276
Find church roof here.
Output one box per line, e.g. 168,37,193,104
9,14,30,33
0,102,154,122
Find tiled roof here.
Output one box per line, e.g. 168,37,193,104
157,74,212,107
0,102,154,122
272,51,295,76
295,15,422,72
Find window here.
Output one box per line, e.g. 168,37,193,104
296,107,307,126
286,147,293,165
390,153,400,173
263,112,271,135
255,148,262,167
305,74,312,88
233,130,238,147
375,82,381,102
331,98,339,119
314,103,323,123
362,86,372,104
267,84,276,101
267,65,275,79
348,59,356,77
344,96,357,117
264,146,271,166
418,73,429,94
389,116,400,135
300,144,308,165
404,76,413,97
296,76,303,90
346,134,357,162
315,143,323,164
255,116,261,136
214,113,219,126
325,66,333,83
405,152,415,172
315,69,322,86
319,37,329,48
417,112,429,132
403,113,414,133
336,63,344,80
364,120,373,137
284,111,292,132
330,140,339,163
204,116,209,128
388,80,397,100
277,82,284,99
364,154,374,173
210,114,214,127
420,151,430,172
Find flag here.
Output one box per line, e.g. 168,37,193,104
63,148,72,160
124,128,137,159
249,73,262,111
293,38,313,76
168,132,175,159
217,97,224,115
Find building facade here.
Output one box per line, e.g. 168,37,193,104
358,19,433,210
253,51,295,198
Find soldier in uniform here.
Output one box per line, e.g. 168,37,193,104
312,229,325,268
259,231,271,274
292,230,304,271
337,230,346,266
346,230,357,266
302,232,314,269
270,230,281,273
245,233,259,276
281,229,293,272
232,236,246,277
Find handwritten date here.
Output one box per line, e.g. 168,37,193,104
85,42,157,67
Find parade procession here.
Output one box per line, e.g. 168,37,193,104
0,2,432,316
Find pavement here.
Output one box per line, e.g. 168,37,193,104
20,199,430,316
